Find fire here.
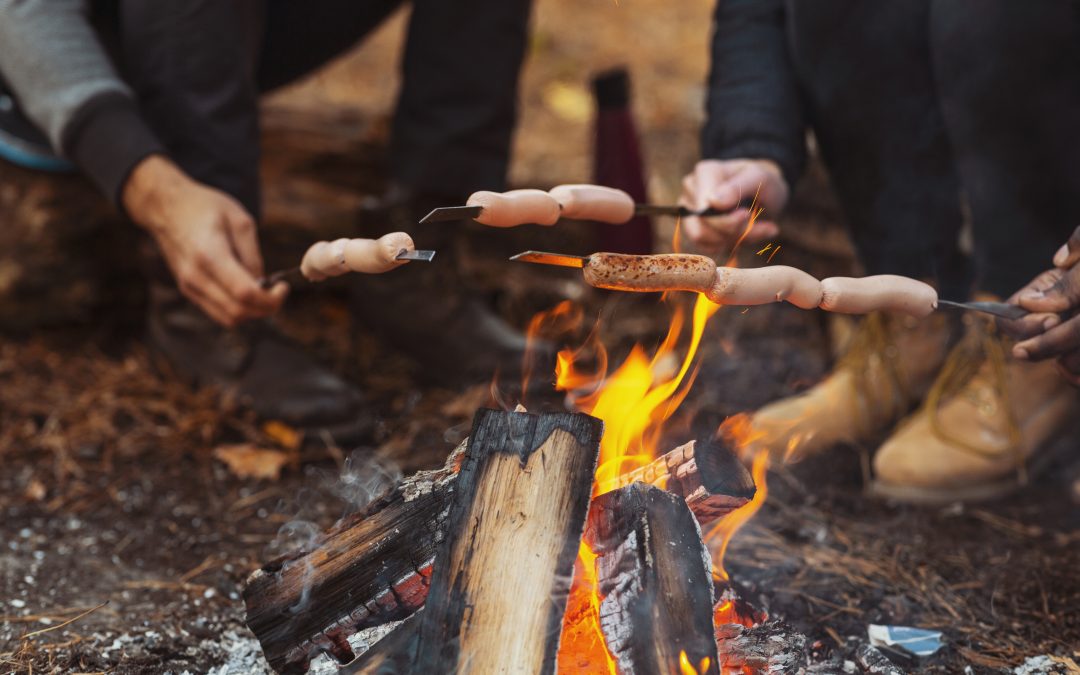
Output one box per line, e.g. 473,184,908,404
707,438,770,581
679,650,712,675
557,293,721,493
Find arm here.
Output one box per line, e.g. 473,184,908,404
701,0,805,188
0,0,163,203
681,0,806,251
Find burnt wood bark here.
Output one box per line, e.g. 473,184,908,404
601,437,755,523
586,482,720,674
242,441,465,674
409,408,602,674
244,432,755,672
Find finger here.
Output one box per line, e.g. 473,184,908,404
1017,269,1080,313
200,253,283,317
1000,312,1061,343
682,215,726,251
1053,225,1080,268
178,271,242,327
700,208,754,239
1014,314,1080,361
226,213,265,277
1059,350,1080,381
707,166,771,211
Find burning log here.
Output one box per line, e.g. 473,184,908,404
585,482,720,674
714,621,808,674
408,408,602,673
244,431,754,672
601,437,756,524
242,441,465,674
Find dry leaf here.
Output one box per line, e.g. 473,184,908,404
213,444,289,481
23,478,46,502
262,420,302,451
542,81,591,123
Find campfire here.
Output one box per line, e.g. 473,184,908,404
243,289,783,674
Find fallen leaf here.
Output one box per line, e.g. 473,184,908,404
262,420,302,451
542,81,592,123
213,444,289,481
23,478,46,502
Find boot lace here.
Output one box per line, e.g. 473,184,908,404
923,317,1026,483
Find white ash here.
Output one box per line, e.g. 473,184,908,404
307,620,404,675
1013,655,1079,675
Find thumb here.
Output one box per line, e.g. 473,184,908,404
1053,226,1080,269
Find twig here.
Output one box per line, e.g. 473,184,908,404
20,601,107,641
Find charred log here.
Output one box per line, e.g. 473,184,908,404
714,620,809,674
242,442,465,674
586,482,720,674
409,409,602,674
601,437,755,523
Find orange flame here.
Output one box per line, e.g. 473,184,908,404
707,438,770,581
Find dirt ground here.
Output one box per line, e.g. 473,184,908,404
2,1,1079,674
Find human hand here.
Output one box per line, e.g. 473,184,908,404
1001,226,1080,377
122,155,287,327
679,159,788,253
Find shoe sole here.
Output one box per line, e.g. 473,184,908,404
867,419,1078,505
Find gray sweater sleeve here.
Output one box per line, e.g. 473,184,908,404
0,0,165,204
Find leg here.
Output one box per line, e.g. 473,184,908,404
391,0,533,195
116,0,263,216
256,0,405,92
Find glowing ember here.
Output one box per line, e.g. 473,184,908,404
556,542,617,674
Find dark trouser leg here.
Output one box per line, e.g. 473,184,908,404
116,0,263,217
790,0,971,299
931,0,1080,298
391,0,532,195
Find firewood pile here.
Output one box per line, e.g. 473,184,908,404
242,408,763,674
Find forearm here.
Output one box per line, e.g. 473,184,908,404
0,0,164,204
702,0,806,188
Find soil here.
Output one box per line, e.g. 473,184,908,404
2,1,1079,673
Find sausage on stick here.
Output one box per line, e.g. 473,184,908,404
512,251,939,317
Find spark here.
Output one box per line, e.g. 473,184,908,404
766,244,782,264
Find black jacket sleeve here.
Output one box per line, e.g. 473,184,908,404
701,0,806,188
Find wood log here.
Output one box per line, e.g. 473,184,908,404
585,482,720,674
243,433,755,672
600,437,755,523
714,620,808,674
409,408,602,673
337,614,419,675
242,441,465,674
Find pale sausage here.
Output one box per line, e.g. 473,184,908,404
548,184,636,224
707,266,824,309
467,189,561,227
300,232,415,282
819,275,938,317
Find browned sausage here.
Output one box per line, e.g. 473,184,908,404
819,275,938,317
582,253,717,294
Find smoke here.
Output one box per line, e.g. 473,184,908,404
266,451,403,615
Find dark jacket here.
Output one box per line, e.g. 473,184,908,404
703,0,1080,297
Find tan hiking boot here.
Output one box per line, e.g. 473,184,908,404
744,311,959,462
871,314,1080,503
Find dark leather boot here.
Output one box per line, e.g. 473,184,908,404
143,257,370,445
354,190,553,387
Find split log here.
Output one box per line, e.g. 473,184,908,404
243,433,754,672
714,620,808,674
337,614,419,675
409,408,602,673
586,482,720,674
600,437,755,523
242,441,465,674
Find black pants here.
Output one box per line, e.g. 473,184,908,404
789,0,1080,298
100,0,531,218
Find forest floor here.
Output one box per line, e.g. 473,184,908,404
2,1,1079,673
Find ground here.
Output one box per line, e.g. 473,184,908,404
2,1,1079,673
